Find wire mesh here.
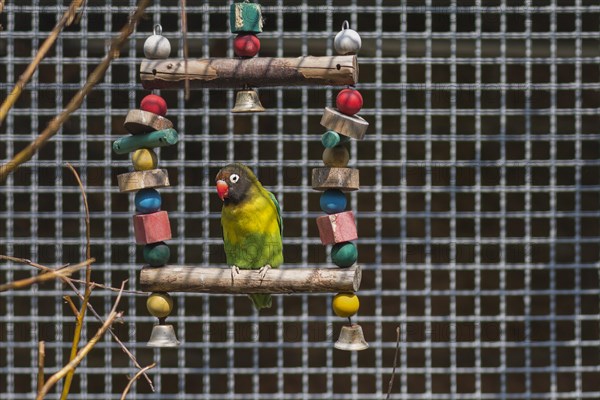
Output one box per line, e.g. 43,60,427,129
1,0,600,398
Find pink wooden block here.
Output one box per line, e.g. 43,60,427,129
316,211,357,245
133,211,172,244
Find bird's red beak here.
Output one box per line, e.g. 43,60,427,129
216,180,229,201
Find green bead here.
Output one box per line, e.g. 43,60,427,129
331,242,357,268
230,2,263,33
112,128,178,155
321,130,349,148
143,242,170,267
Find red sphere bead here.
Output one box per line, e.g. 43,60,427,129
234,34,260,58
140,94,167,116
336,88,363,116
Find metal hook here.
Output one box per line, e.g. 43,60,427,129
153,24,163,36
342,20,350,30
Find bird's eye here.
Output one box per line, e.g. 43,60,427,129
230,174,240,183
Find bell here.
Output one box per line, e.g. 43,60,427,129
334,324,369,351
231,89,265,113
147,324,180,347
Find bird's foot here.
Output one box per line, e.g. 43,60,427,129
230,265,240,285
258,264,271,281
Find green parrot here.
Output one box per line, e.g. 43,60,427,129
216,163,283,310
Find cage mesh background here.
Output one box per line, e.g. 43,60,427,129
1,0,600,399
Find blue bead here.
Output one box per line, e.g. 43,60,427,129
320,189,347,214
135,188,161,213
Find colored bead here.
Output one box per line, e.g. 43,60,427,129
113,128,178,155
117,169,170,193
320,189,347,214
322,145,350,168
321,107,369,140
144,25,171,59
135,188,162,214
332,292,359,318
312,167,359,191
331,242,358,268
234,33,260,57
334,21,362,55
143,242,171,267
316,211,358,245
133,211,172,244
123,110,173,135
336,88,363,116
140,94,168,116
147,292,173,318
230,2,263,33
132,148,158,171
321,130,349,148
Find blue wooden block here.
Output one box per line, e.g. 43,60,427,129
320,189,347,214
135,188,162,213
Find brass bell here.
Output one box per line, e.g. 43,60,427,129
231,89,265,113
147,324,180,347
334,324,369,351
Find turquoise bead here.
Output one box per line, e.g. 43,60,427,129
143,242,170,266
331,242,358,268
320,189,347,214
135,188,161,213
321,130,349,148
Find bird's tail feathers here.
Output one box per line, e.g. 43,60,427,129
248,294,272,310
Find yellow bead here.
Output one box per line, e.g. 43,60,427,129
146,292,173,318
322,146,349,167
332,292,359,318
132,148,158,171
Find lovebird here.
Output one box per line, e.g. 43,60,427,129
216,163,283,310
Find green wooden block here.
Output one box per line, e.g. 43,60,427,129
230,2,263,33
112,128,178,155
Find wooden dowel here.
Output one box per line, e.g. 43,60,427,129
140,55,358,89
140,265,361,294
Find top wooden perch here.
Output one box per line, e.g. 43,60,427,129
140,55,358,89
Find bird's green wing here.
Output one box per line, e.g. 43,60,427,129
268,191,283,236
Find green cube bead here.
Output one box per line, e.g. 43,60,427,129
143,242,171,267
230,2,263,33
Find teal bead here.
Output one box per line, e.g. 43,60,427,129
331,242,358,268
135,188,161,213
143,242,170,267
321,130,349,148
320,189,347,214
230,2,263,33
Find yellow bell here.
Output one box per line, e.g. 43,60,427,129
231,89,265,113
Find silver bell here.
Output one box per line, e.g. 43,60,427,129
334,324,368,351
231,89,265,113
147,324,180,347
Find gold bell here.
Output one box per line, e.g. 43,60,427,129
231,89,265,113
334,324,369,351
147,324,180,347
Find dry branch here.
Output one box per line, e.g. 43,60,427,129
0,0,151,182
140,265,362,293
0,259,94,292
120,363,156,400
0,0,85,127
140,55,358,89
37,341,45,396
385,326,401,400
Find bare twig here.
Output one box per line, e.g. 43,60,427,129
63,296,80,317
385,326,401,400
181,0,190,100
120,363,157,400
36,282,127,400
0,0,85,127
0,259,94,292
37,341,45,395
0,0,151,182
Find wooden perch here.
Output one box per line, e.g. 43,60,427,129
140,55,358,89
140,265,361,293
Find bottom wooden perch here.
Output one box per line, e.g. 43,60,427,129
139,265,361,294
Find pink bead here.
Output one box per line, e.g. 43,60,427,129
234,34,260,57
316,211,358,245
140,94,168,116
133,211,172,244
336,88,363,116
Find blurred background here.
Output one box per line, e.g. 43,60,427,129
1,0,600,398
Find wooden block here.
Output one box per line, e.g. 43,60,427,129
124,109,173,135
112,128,178,155
230,2,263,33
320,107,369,140
312,167,359,191
133,211,172,244
117,169,170,193
316,211,358,245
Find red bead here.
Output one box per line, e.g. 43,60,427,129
140,94,167,116
234,34,260,58
336,88,363,116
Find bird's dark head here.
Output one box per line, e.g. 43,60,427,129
215,163,258,205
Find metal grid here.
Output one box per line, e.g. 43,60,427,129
1,0,600,398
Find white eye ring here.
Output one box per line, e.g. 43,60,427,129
230,174,240,183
